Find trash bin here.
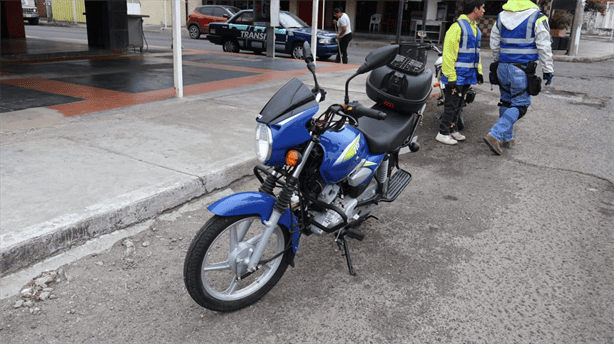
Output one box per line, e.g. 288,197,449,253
45,1,53,22
127,14,150,52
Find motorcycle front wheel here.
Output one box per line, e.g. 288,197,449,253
183,214,290,312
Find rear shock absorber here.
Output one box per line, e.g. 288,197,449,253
376,156,389,196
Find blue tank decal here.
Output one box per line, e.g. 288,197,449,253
319,126,385,185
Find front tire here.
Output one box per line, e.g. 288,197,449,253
291,43,304,59
188,25,201,39
223,39,240,53
184,214,290,312
28,18,39,25
318,54,332,61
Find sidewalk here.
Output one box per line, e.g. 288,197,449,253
1,29,612,288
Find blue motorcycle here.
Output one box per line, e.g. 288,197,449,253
184,42,433,312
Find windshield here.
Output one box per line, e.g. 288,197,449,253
279,12,309,28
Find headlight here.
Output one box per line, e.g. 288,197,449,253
255,123,272,163
318,38,333,45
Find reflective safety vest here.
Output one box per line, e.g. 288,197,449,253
443,18,481,85
498,10,540,63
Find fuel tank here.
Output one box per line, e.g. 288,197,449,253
319,125,385,185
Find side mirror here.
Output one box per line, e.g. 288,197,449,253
356,45,399,75
303,41,314,63
223,14,230,18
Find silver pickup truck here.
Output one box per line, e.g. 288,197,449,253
22,0,40,25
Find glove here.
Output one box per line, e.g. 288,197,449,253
476,73,484,85
447,81,458,94
543,73,553,85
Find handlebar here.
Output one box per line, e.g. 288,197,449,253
346,102,386,120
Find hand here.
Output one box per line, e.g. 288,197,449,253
476,73,484,85
543,73,553,85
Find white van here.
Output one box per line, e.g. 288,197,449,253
22,0,40,25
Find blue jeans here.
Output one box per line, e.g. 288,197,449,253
489,63,532,142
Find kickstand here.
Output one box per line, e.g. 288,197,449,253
336,235,356,276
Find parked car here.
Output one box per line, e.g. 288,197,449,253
187,5,240,39
22,0,39,25
207,10,338,60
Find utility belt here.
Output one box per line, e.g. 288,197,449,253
489,61,541,96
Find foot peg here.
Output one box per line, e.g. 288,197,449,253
345,229,365,241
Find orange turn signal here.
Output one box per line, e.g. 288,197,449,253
286,150,301,166
434,82,440,87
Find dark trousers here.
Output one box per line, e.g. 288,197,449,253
439,84,469,135
335,33,352,64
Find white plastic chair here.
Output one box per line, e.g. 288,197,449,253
369,14,382,32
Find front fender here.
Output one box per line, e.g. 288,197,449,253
208,191,296,232
208,192,300,255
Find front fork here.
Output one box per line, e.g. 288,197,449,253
246,140,316,273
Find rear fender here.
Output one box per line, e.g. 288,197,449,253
208,192,300,254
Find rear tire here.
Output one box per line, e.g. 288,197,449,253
188,25,201,39
184,214,290,312
223,39,240,53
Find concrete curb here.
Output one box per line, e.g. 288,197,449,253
0,157,257,276
553,53,614,62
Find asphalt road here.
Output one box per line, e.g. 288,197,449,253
3,27,613,343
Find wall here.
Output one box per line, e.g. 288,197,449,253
49,0,87,22
140,0,199,26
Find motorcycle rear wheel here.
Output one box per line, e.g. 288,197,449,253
183,214,290,312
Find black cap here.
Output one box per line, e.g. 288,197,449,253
463,0,485,14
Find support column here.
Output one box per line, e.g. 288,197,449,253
345,0,356,31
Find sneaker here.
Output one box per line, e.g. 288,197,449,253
501,138,515,148
436,133,458,145
483,134,503,155
450,131,466,141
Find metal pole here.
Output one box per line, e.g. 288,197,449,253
311,0,319,62
321,0,325,30
171,0,184,97
568,0,585,56
420,0,429,43
72,0,78,23
395,0,404,44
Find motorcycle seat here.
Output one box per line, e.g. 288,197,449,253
356,104,419,154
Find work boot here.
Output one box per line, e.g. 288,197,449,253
483,134,502,155
436,133,458,145
501,138,515,148
450,131,466,141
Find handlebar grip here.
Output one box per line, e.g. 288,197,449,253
347,103,386,120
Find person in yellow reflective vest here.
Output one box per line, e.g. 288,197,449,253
436,0,485,146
